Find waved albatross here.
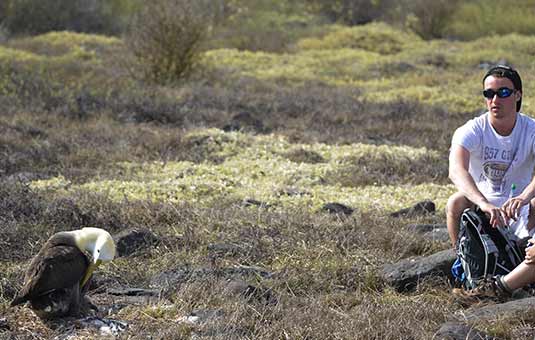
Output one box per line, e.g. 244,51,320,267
11,227,116,318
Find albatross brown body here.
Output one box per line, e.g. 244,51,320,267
11,227,115,318
11,232,91,317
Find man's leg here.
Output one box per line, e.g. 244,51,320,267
498,200,535,292
503,262,535,291
446,192,473,249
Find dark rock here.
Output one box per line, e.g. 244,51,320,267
0,317,10,330
222,112,265,133
107,287,160,296
92,291,163,314
3,172,45,184
188,309,224,323
407,223,447,233
150,265,274,295
434,322,498,340
381,249,456,291
423,54,449,68
322,202,354,216
75,317,128,336
242,198,270,208
86,275,121,293
0,277,17,300
422,229,450,243
464,296,535,322
284,149,325,164
390,200,436,218
113,228,160,257
277,187,311,197
224,279,277,305
208,243,245,257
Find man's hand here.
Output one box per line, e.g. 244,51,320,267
525,238,535,264
502,196,529,221
479,201,507,227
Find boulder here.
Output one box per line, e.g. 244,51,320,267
463,296,535,322
0,317,10,331
390,200,436,218
224,279,277,305
3,172,45,184
150,265,274,295
113,228,160,257
106,287,160,297
407,224,447,233
381,249,456,291
321,202,354,216
242,198,270,208
177,309,224,325
407,223,449,242
207,243,245,257
277,187,311,197
222,112,265,133
422,229,450,243
434,322,498,340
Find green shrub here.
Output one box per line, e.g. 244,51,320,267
208,0,320,52
297,22,420,54
1,0,138,36
125,0,214,85
306,0,387,25
383,0,460,39
445,0,535,40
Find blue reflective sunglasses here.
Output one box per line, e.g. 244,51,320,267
483,87,514,99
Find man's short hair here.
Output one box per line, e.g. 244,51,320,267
483,65,522,112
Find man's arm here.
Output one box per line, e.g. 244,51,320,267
449,144,506,227
502,176,535,220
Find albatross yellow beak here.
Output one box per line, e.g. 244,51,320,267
80,259,102,287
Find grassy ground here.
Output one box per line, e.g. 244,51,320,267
2,24,535,339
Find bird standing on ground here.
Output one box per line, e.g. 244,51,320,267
10,227,116,318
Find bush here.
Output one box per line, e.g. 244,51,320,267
125,0,215,85
208,0,319,52
306,0,387,25
0,0,137,36
297,22,419,54
382,0,460,39
444,0,535,40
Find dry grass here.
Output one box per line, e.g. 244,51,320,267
3,25,535,339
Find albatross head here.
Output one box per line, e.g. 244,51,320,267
75,227,116,263
72,227,116,287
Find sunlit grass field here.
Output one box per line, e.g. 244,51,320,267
2,23,535,339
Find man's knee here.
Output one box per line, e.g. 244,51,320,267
446,192,472,217
527,198,535,228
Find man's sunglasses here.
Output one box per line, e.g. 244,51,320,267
483,87,515,99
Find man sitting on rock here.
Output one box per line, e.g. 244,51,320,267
446,65,535,298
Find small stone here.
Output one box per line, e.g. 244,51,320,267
113,228,160,257
464,296,535,322
434,322,497,340
222,112,265,133
407,224,447,233
322,202,354,216
422,229,450,243
381,249,456,291
242,198,270,208
390,200,436,218
208,243,244,257
0,317,10,330
106,287,159,296
224,279,277,305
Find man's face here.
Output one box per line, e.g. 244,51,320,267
483,75,520,119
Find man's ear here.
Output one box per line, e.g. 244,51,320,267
516,91,522,102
